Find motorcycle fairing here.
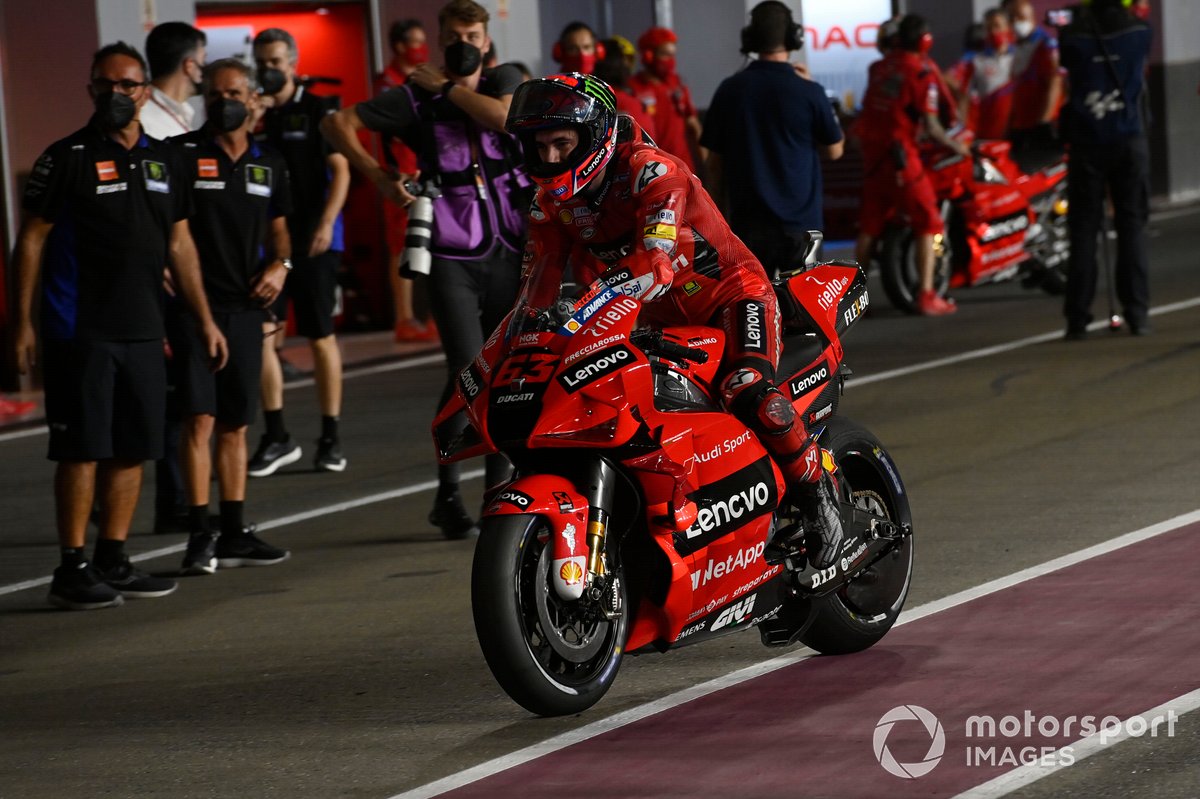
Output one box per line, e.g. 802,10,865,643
484,475,591,600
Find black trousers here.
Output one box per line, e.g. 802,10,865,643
1064,136,1151,330
427,245,522,490
732,215,814,282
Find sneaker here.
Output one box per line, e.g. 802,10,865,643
96,558,178,598
181,531,219,575
248,434,302,477
1064,326,1089,341
315,437,347,472
48,563,124,610
0,396,37,418
394,318,428,342
215,529,290,568
800,476,845,569
429,490,480,540
915,289,958,316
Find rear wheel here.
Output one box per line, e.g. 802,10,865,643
879,223,953,313
798,417,914,654
471,514,627,716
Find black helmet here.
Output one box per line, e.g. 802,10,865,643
505,73,619,201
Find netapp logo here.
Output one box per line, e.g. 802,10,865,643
981,212,1029,243
556,345,633,392
675,456,779,555
789,364,829,397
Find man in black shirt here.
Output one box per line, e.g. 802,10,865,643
172,59,294,575
321,0,529,538
11,42,228,610
250,28,351,475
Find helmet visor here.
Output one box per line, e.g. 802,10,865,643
506,80,600,133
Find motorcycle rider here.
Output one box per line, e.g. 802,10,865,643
854,14,970,316
505,73,843,567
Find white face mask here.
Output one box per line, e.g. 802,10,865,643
1014,19,1035,38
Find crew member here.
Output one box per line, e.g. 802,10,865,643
321,0,529,538
506,74,844,567
251,28,351,476
1058,0,1152,338
853,14,970,316
628,27,703,171
377,19,438,343
11,42,227,609
959,9,1017,140
172,59,294,574
703,0,844,279
1003,0,1064,162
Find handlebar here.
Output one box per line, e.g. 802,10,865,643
632,330,709,366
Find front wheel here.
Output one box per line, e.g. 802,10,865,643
879,224,953,313
472,513,628,716
798,417,915,654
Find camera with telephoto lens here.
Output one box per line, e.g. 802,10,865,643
399,179,442,278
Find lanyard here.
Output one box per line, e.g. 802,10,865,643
149,93,191,134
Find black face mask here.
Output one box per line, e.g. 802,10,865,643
258,67,287,96
93,90,137,130
444,41,482,77
207,98,249,133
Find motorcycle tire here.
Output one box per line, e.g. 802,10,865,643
879,226,953,313
797,417,914,655
471,513,628,717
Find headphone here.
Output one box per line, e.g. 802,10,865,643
740,1,803,55
552,40,606,64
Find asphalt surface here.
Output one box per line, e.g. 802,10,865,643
1,208,1197,799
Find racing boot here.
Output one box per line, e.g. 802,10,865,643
795,472,844,569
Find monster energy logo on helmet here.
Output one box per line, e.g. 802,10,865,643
578,75,617,113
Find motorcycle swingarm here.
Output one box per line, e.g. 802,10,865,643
785,505,912,599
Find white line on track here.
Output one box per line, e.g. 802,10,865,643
0,468,484,598
388,509,1200,799
951,686,1200,799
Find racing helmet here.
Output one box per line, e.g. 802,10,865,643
505,73,618,202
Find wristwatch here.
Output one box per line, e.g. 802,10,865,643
279,258,293,271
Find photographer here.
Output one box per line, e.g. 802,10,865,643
1057,0,1152,339
321,0,529,538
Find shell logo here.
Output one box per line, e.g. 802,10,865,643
559,561,584,586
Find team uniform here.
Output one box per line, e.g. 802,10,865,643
628,71,696,170
170,130,292,426
1009,26,1061,141
257,85,343,339
855,50,944,239
23,122,190,462
961,45,1016,140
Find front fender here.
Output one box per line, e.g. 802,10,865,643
485,476,591,600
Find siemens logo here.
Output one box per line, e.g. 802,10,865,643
556,345,634,392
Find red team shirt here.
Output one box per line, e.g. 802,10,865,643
627,72,696,170
855,51,944,236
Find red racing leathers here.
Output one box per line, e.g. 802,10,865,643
522,120,821,486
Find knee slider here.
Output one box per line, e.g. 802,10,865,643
721,369,794,436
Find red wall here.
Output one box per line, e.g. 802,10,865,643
197,3,388,330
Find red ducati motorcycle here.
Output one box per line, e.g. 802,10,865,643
878,134,1070,312
434,234,913,716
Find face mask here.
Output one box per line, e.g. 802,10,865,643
561,52,597,74
258,67,287,96
444,41,482,77
405,43,430,66
987,31,1012,50
93,90,137,130
649,56,675,80
1014,19,1035,39
207,98,249,133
